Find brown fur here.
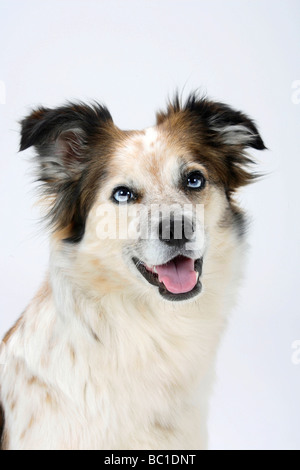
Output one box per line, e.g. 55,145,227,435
3,315,24,345
157,111,253,196
156,93,265,197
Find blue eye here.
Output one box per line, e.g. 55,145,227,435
186,171,205,190
113,187,134,204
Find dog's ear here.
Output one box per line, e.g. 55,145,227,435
203,101,266,150
20,103,114,242
20,103,113,182
157,94,266,151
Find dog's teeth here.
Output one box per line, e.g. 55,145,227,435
153,267,158,274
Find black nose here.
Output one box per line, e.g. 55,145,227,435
159,216,194,247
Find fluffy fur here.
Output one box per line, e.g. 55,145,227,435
0,93,265,450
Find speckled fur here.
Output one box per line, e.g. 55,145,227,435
0,94,265,450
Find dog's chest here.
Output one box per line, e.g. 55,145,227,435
2,300,219,450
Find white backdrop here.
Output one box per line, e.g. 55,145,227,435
0,0,299,450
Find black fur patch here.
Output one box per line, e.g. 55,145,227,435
20,103,115,243
20,103,113,152
231,206,248,238
220,204,248,238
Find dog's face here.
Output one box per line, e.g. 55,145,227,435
20,94,265,302
93,127,209,301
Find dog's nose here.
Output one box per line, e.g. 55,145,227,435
159,216,194,247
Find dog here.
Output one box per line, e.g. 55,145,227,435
0,93,265,450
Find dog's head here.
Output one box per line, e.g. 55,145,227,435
20,94,265,302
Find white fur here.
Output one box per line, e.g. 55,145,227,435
143,127,159,150
212,124,258,146
0,128,247,450
0,217,245,450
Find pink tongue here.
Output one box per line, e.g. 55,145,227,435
155,257,197,294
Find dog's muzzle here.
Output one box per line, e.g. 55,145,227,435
133,256,203,302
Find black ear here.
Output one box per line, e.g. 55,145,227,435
204,101,266,150
157,93,266,151
20,103,113,181
19,102,113,242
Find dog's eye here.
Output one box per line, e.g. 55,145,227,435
186,171,206,190
113,187,134,204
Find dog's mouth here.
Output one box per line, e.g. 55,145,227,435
132,256,203,301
